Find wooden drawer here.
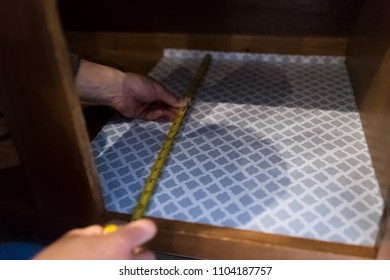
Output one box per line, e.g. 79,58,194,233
0,0,389,259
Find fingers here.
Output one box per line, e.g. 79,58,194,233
118,219,157,250
146,76,187,108
160,110,177,122
138,104,179,121
142,109,164,121
67,225,103,237
156,86,188,108
144,109,177,121
120,73,187,119
133,247,156,260
104,219,156,260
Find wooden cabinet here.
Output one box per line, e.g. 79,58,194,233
0,0,389,259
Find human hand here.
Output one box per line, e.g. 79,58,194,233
33,219,157,260
112,73,187,121
76,60,187,121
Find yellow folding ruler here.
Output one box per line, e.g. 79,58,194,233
103,54,212,234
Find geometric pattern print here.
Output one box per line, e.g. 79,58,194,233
91,49,383,246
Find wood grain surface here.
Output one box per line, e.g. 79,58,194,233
0,0,104,232
58,0,363,37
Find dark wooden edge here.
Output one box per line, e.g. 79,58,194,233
345,0,390,260
64,32,348,75
58,0,363,37
105,211,374,259
65,32,348,55
0,0,104,232
376,197,390,259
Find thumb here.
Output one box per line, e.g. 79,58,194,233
116,219,157,249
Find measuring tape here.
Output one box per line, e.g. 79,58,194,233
130,54,212,221
103,54,211,234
